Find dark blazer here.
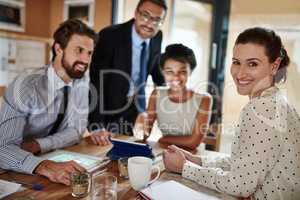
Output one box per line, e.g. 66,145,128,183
88,19,164,131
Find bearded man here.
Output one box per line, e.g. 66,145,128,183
0,19,97,185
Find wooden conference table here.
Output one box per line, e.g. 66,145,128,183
0,136,236,200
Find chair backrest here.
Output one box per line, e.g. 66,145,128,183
0,86,5,96
203,123,222,152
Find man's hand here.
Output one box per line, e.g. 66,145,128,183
90,130,112,146
34,160,85,185
163,148,186,174
21,140,41,155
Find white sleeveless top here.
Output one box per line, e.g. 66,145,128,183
156,88,202,136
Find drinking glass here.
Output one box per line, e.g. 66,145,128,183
92,173,117,200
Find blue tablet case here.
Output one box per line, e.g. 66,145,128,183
106,139,154,160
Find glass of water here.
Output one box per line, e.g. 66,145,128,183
92,173,117,200
70,171,91,198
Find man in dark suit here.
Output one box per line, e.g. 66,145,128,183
88,0,167,145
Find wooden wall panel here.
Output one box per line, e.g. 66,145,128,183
26,0,51,38
0,0,113,38
94,0,112,32
49,0,64,38
0,0,51,38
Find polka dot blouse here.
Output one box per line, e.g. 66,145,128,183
182,87,300,200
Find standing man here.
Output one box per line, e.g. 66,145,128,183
0,19,97,185
88,0,167,145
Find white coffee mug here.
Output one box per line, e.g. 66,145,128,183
128,156,160,191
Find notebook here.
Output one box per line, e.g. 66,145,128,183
40,150,107,172
139,180,221,200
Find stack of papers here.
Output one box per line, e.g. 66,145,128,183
139,180,221,200
0,179,21,199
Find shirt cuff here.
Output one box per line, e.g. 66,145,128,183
87,122,105,132
36,137,52,154
182,160,199,178
90,129,117,139
23,154,45,174
200,155,209,167
182,160,218,191
90,128,106,135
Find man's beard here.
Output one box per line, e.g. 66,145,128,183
61,53,88,79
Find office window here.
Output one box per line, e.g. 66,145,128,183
64,0,95,27
0,0,25,32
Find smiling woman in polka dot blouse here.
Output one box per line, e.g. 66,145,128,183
163,27,300,200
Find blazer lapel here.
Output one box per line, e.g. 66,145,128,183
121,19,134,76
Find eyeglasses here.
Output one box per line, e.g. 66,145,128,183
137,10,164,27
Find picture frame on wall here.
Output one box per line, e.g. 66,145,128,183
0,0,25,32
64,0,95,27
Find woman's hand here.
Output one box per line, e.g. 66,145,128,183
168,145,202,165
168,145,192,157
163,147,186,174
133,112,150,140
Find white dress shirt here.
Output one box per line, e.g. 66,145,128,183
127,25,150,97
0,65,89,174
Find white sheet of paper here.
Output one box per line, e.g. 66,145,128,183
0,179,21,199
140,180,222,200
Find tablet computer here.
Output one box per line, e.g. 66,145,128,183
40,150,106,172
106,138,154,160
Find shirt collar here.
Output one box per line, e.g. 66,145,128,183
47,64,73,92
260,86,279,98
132,24,150,48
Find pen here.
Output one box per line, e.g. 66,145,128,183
14,180,44,191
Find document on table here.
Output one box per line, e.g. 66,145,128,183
140,180,222,200
0,179,22,199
